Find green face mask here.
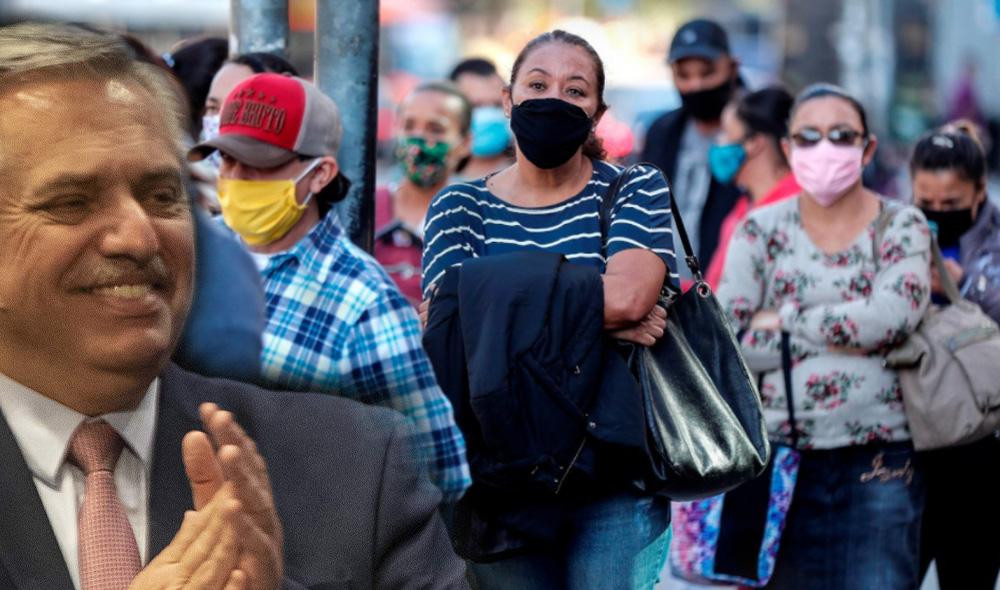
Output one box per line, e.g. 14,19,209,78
395,136,451,188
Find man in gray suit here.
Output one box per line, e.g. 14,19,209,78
0,22,467,590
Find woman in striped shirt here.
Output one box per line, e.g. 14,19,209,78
421,30,676,590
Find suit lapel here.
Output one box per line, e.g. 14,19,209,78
0,410,75,589
147,367,200,559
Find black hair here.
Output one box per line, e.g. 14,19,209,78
297,154,352,217
910,122,987,190
735,86,794,163
230,52,299,76
409,81,473,136
790,83,870,136
510,30,608,161
449,57,498,81
167,38,229,135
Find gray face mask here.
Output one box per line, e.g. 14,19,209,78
200,114,222,172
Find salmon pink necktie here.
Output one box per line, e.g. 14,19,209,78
68,420,142,590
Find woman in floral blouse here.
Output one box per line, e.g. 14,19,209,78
718,84,931,589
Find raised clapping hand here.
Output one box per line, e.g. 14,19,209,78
129,403,283,590
128,482,246,589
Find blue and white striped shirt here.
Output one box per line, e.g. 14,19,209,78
422,160,677,295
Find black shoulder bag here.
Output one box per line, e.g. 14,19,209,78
599,163,770,500
670,332,801,586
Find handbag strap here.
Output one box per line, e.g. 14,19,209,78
598,162,704,283
873,200,961,303
598,166,631,254
780,331,799,449
871,200,897,276
928,235,963,303
872,200,896,248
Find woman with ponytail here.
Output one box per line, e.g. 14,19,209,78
910,121,1000,590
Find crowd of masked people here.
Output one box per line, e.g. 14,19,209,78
0,13,997,590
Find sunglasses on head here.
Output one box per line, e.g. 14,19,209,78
789,127,866,148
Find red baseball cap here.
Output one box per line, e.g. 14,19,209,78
188,73,342,168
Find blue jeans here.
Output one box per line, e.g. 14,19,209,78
766,442,925,590
470,492,671,590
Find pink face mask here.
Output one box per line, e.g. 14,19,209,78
790,140,865,207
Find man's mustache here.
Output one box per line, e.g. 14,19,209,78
66,257,172,291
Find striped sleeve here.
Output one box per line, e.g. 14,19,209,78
421,183,485,297
606,164,678,281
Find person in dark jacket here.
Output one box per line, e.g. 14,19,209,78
640,18,743,269
910,121,1000,590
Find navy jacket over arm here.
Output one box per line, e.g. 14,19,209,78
422,251,649,559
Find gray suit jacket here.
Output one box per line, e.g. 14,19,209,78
0,364,468,589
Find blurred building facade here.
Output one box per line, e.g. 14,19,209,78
4,0,1000,168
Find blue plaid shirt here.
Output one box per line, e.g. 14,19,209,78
256,212,470,502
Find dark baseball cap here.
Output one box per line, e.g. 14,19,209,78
668,19,731,64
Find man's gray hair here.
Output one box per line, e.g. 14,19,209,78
0,22,189,156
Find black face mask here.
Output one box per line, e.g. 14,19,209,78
679,78,735,122
921,207,975,248
510,98,593,169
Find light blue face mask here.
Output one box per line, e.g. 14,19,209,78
470,106,511,158
708,142,747,184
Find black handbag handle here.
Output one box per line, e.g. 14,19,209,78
598,162,704,285
780,331,799,449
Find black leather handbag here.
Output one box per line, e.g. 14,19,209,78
600,163,770,501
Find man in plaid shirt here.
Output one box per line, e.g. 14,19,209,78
189,73,470,502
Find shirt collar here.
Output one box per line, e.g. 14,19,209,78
0,373,159,488
264,211,345,274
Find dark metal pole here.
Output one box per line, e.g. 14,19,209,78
230,0,289,57
314,0,379,252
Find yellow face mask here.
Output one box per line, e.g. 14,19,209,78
217,158,322,246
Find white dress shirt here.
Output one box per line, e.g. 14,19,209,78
0,372,159,590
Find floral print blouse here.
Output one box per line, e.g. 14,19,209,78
718,198,931,449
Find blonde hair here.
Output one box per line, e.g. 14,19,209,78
0,22,188,158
